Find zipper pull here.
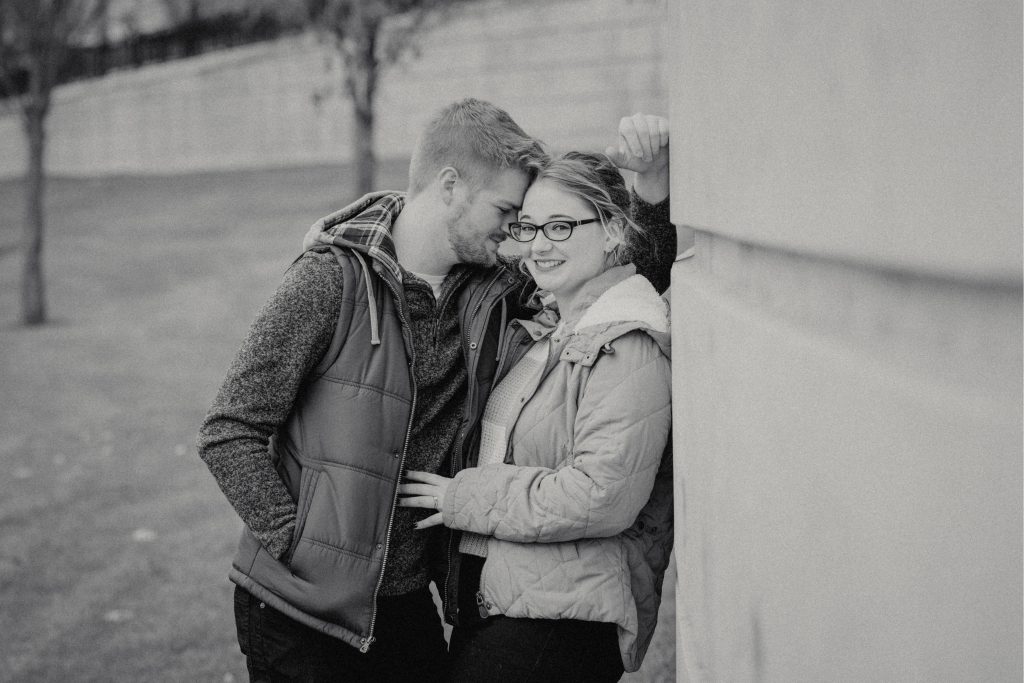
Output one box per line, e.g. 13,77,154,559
359,636,375,653
475,590,492,619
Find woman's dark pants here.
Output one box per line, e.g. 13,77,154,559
447,554,625,683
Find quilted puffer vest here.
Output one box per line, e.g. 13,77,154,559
230,246,414,653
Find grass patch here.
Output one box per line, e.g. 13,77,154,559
0,163,409,682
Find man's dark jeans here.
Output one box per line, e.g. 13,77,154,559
233,585,447,682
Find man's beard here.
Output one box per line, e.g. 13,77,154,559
446,206,496,267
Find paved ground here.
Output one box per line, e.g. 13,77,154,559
0,165,674,681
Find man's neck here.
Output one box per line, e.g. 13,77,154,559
392,201,454,276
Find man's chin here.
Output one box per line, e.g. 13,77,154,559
454,248,496,267
475,251,498,267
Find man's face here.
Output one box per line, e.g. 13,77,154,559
446,168,530,267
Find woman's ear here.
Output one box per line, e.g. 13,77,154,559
604,217,624,252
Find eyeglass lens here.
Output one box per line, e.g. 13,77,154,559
510,221,575,241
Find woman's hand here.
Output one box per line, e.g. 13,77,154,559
397,470,452,529
605,113,670,204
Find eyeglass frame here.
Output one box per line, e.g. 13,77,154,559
505,217,601,242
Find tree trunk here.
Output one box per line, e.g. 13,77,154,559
352,92,375,196
343,24,378,197
21,100,47,325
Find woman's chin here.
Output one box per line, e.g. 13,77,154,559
530,274,558,293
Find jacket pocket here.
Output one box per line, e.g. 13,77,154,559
283,466,321,566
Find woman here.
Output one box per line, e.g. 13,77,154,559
399,115,676,681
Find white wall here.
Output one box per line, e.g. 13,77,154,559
669,1,1022,681
0,0,669,178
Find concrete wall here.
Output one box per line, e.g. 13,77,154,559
669,1,1022,681
0,0,669,178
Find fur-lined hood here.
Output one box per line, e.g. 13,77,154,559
518,264,671,365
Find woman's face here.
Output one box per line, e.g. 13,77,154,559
519,179,613,308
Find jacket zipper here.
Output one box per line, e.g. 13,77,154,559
432,269,472,344
361,272,417,654
461,270,504,355
441,268,508,619
491,317,539,388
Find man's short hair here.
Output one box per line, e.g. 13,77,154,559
408,98,547,196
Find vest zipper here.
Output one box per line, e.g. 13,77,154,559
361,272,418,654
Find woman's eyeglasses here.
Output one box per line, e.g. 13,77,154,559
506,217,600,243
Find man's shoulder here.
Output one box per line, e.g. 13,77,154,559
280,249,348,298
292,247,343,272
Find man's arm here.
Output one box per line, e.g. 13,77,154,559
629,189,675,295
606,113,687,294
196,251,343,560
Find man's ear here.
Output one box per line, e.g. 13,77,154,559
437,167,460,205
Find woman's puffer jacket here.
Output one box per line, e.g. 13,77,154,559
441,265,674,672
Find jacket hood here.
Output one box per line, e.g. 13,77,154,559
306,191,406,280
520,265,671,361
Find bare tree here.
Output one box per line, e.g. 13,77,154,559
272,0,481,195
0,0,106,325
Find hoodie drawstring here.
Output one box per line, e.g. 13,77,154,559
352,250,381,346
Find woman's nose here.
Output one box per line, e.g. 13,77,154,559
531,233,553,253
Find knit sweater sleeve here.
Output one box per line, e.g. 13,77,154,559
628,189,676,295
196,251,343,560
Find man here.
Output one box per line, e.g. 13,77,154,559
197,98,546,681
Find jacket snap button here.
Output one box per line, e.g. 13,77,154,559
469,342,478,350
393,451,400,458
259,602,266,609
376,543,383,550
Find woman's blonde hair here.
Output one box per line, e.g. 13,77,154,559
534,152,646,266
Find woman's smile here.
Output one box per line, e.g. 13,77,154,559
530,258,566,271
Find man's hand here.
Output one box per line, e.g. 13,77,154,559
605,113,670,204
398,470,452,529
605,113,669,174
